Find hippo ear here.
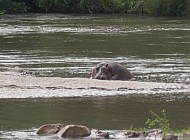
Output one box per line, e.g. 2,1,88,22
106,64,112,72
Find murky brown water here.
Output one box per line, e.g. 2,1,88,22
0,14,190,139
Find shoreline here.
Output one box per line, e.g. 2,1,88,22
0,72,189,99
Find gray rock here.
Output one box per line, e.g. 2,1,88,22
146,129,163,139
36,124,65,135
164,134,178,140
94,130,110,138
57,124,91,138
125,130,140,138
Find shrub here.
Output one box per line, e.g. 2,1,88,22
147,0,188,16
0,0,189,16
0,0,27,14
146,109,170,138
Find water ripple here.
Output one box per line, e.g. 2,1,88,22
1,15,190,36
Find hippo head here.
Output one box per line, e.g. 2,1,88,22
91,63,112,80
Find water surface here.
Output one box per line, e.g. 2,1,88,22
0,14,190,139
0,14,190,83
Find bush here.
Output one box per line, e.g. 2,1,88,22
33,0,144,14
0,0,189,16
143,0,188,16
146,110,170,138
169,0,187,16
0,0,27,14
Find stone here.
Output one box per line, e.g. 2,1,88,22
36,124,65,135
146,129,163,139
57,124,91,138
95,130,109,138
164,134,178,140
125,130,140,138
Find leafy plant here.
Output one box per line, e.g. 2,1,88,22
146,109,170,138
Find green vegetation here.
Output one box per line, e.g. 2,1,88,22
0,0,27,14
125,110,190,139
0,10,5,15
146,109,170,138
0,0,190,16
143,0,189,16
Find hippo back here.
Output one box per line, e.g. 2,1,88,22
109,63,133,80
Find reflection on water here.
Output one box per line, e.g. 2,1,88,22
0,96,190,127
0,14,190,138
0,95,190,139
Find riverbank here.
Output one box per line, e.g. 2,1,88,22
0,72,189,98
0,0,189,16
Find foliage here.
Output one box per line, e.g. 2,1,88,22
143,0,189,16
0,0,27,14
0,10,5,15
153,0,187,16
32,0,144,14
0,0,189,16
110,0,142,14
146,109,170,138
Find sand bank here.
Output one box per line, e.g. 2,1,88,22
0,72,189,98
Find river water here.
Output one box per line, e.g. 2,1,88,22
0,14,190,139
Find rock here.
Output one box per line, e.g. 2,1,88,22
125,130,140,138
182,133,190,139
164,134,178,140
57,125,91,138
138,131,148,138
95,130,109,138
36,124,65,135
146,129,163,139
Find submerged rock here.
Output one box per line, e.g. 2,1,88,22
92,129,110,138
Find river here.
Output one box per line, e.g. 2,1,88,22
0,14,190,139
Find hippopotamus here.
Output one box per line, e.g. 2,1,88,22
91,62,133,80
